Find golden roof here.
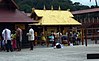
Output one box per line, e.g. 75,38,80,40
35,10,74,17
29,9,81,25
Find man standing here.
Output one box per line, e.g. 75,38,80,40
16,26,22,51
27,26,34,50
2,28,13,52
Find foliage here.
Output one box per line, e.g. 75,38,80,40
19,4,32,13
15,0,90,13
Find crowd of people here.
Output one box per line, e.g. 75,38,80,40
40,30,81,48
0,26,82,52
0,26,35,52
0,26,22,52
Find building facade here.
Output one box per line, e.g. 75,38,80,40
72,8,99,40
0,0,37,47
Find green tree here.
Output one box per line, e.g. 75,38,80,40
72,2,89,11
15,0,90,12
19,4,32,13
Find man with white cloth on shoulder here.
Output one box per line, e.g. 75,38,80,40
27,26,34,50
2,28,13,52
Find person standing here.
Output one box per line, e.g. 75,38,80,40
15,26,22,51
11,30,17,51
56,31,62,43
49,31,55,47
77,32,81,45
41,32,46,46
2,28,13,52
27,26,34,50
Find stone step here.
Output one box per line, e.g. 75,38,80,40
87,53,99,59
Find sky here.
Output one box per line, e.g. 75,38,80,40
71,0,99,6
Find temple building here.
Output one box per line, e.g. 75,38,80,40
29,8,81,37
72,8,99,44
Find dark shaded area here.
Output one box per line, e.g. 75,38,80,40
0,0,18,10
87,53,99,59
14,0,95,13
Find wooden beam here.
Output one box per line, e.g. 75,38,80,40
85,28,87,46
81,28,84,45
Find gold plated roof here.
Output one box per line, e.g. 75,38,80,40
29,9,81,25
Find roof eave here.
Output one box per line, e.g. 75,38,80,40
11,0,19,9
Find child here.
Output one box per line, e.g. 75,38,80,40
11,31,17,51
49,33,55,47
1,40,6,51
0,36,6,51
41,32,46,46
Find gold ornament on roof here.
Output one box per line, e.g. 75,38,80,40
43,5,46,10
51,5,53,10
58,6,61,10
32,8,35,13
67,9,70,11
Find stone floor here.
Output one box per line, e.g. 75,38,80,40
0,44,99,61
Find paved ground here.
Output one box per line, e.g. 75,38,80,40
0,44,99,61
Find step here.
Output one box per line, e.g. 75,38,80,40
87,53,99,59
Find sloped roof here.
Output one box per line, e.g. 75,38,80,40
35,10,74,18
72,8,99,15
11,0,19,9
29,9,81,25
0,9,37,23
